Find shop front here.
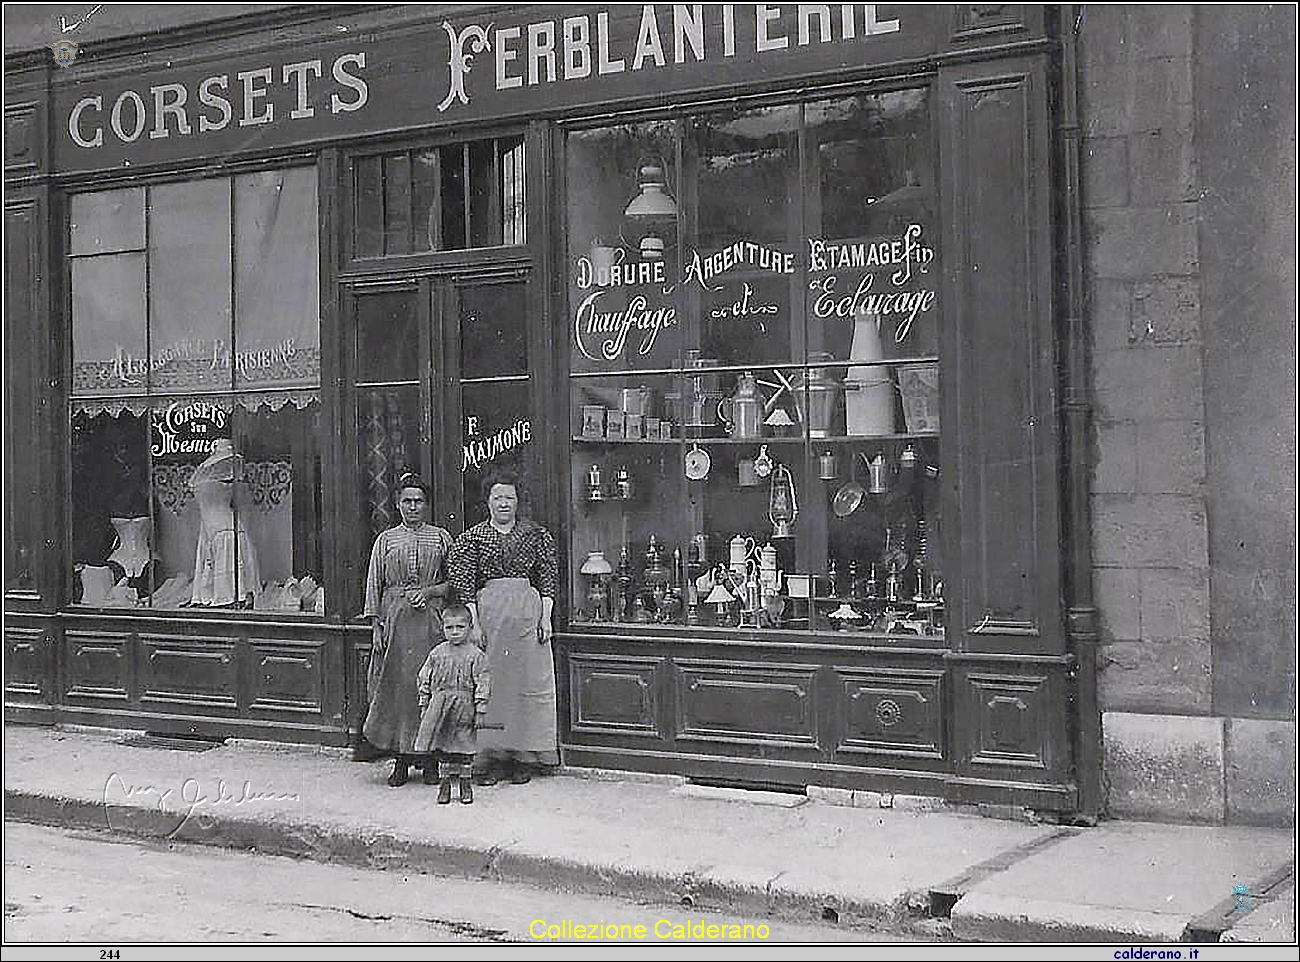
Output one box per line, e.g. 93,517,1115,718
5,4,1097,814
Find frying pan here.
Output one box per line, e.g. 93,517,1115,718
832,453,871,518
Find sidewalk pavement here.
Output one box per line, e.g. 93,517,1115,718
3,723,1294,944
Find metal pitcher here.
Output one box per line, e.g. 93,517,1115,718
718,371,764,439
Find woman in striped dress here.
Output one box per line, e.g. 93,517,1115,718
363,474,454,786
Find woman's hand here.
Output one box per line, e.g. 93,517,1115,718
405,587,429,608
538,618,553,644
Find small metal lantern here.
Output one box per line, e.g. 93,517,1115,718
769,463,798,539
615,465,635,500
586,464,605,502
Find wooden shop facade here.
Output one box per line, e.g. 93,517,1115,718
4,4,1101,815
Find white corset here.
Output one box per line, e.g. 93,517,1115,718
108,516,155,578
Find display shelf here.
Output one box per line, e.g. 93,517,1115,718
801,432,939,444
572,437,682,444
567,356,942,379
571,433,938,445
811,595,943,607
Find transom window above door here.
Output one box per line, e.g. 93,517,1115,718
349,134,526,258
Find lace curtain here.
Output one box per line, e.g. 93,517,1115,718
363,389,413,539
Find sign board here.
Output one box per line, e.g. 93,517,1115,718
54,4,936,172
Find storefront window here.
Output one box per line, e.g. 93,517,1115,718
68,167,323,614
565,91,942,638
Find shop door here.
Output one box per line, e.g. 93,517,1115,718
438,274,537,536
340,271,537,622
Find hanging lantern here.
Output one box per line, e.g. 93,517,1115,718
624,164,679,220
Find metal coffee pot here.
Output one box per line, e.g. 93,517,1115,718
728,534,758,580
718,371,764,440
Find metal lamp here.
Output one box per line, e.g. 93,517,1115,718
769,463,798,539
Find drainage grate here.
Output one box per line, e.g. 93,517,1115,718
121,732,225,753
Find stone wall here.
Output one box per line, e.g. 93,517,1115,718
1079,5,1295,825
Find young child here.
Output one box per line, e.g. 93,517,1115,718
414,603,490,804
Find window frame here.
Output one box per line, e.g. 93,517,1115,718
63,162,327,620
339,124,532,273
556,81,946,644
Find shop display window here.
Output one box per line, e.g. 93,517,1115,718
68,167,324,613
565,92,943,638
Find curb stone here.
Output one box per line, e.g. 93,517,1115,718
3,788,900,935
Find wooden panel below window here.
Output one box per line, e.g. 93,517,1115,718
248,643,325,715
65,630,132,702
675,658,819,747
568,652,663,736
138,634,239,710
4,625,50,701
836,667,945,761
952,662,1069,781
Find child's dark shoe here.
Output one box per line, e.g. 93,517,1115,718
387,760,409,787
458,777,473,804
437,778,453,804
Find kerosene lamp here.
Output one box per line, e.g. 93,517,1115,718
613,546,634,622
769,462,798,539
642,534,671,617
579,550,613,621
702,565,737,626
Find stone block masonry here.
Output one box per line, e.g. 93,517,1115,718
1082,6,1295,825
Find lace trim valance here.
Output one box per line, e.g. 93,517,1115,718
71,390,320,418
152,461,293,517
72,347,322,396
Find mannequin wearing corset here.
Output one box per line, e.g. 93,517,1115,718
108,515,161,597
190,441,262,607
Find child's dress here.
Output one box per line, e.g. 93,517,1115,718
414,641,491,755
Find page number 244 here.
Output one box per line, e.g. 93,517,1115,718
100,951,120,960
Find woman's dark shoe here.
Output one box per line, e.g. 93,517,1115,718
508,763,532,785
387,760,410,787
437,778,453,804
422,764,439,786
352,738,387,763
458,777,474,805
472,769,500,786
